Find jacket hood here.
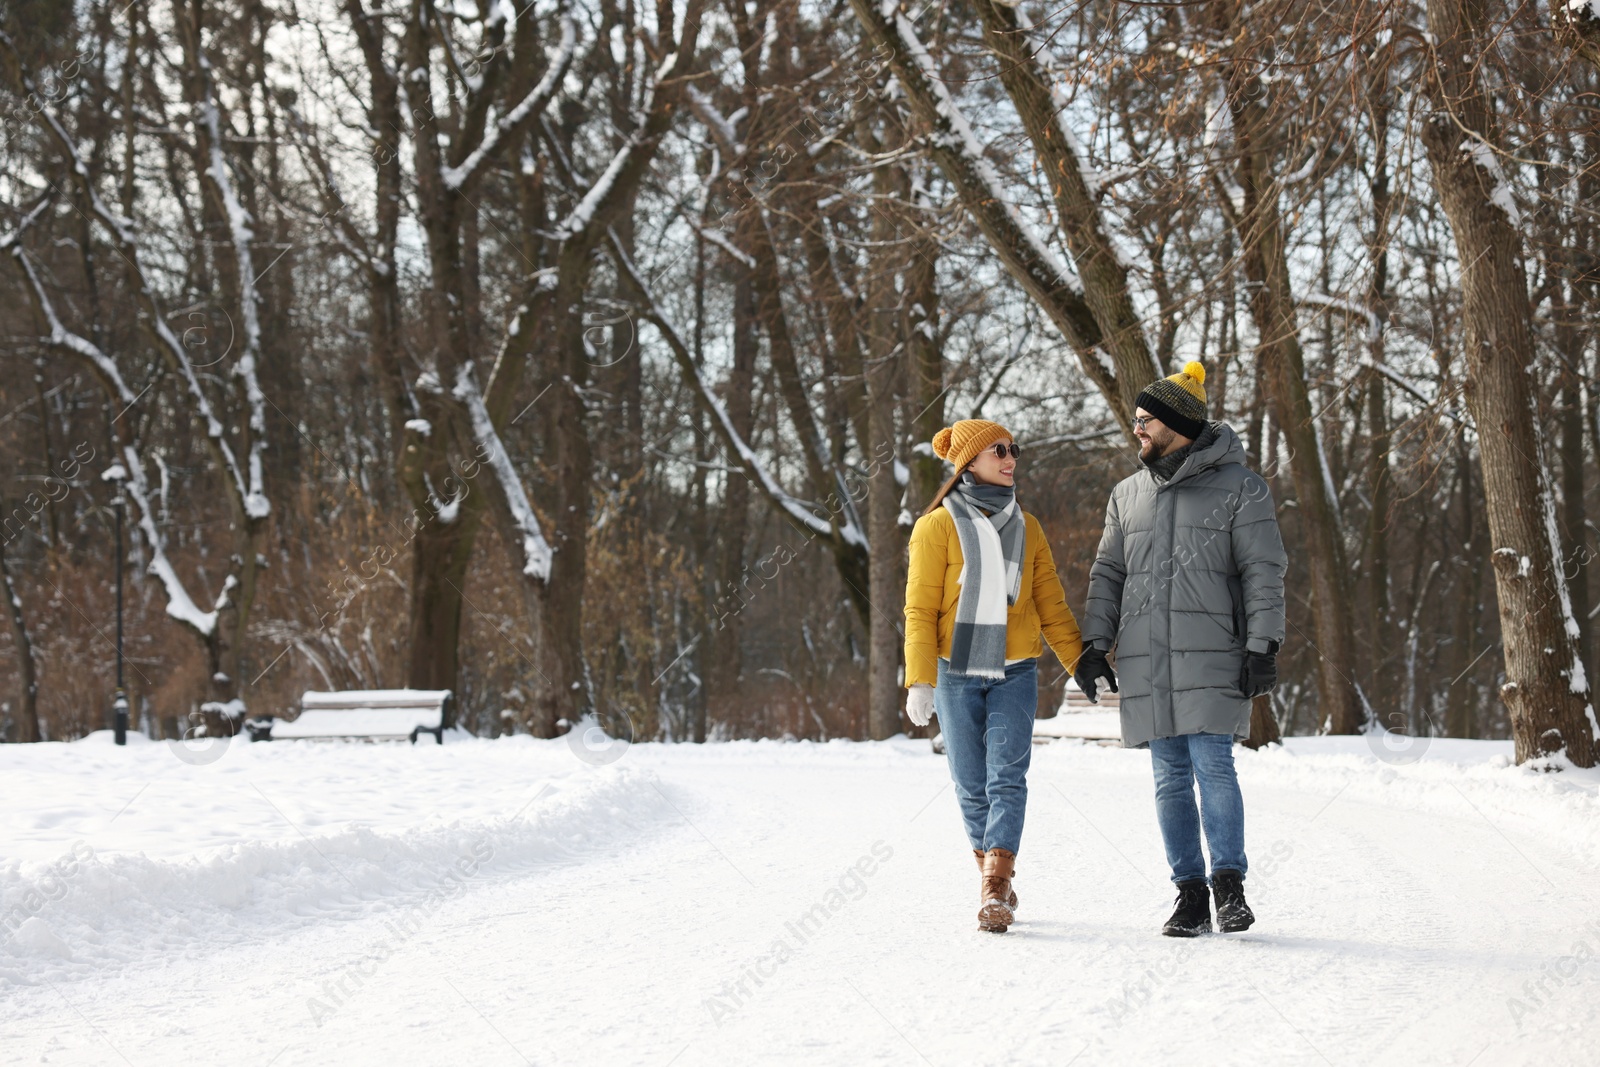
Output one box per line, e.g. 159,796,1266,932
1163,421,1247,487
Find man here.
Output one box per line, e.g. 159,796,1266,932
1073,361,1287,937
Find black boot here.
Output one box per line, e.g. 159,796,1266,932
1211,869,1254,932
1161,879,1212,937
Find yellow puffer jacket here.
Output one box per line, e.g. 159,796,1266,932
903,507,1085,688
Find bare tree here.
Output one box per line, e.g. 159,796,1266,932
1421,0,1596,764
3,22,272,730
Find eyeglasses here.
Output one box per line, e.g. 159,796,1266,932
988,442,1022,460
1132,416,1160,431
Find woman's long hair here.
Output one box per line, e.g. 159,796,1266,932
922,457,1021,517
922,465,967,517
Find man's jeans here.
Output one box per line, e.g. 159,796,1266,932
935,658,1037,854
1147,731,1247,884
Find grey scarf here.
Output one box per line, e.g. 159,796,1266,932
1144,423,1218,483
941,475,1026,678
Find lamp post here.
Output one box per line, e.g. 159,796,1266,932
105,463,127,745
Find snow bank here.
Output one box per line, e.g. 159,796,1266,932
0,739,673,985
1254,738,1600,872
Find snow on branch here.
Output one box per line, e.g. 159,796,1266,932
888,10,1079,294
1460,137,1521,227
685,215,756,267
552,93,660,242
3,245,224,638
443,16,577,192
685,84,744,157
0,31,136,245
119,442,222,638
1203,91,1247,215
3,30,263,521
452,366,553,581
195,57,271,520
552,40,692,242
1010,6,1114,202
555,129,644,240
1301,293,1466,422
1356,358,1465,425
7,244,138,407
1301,291,1380,345
1530,391,1595,707
0,190,52,255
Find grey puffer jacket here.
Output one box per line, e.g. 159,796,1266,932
1082,422,1287,748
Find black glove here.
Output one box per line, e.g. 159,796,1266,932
1239,651,1278,699
1073,647,1118,704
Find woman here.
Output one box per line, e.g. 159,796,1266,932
904,419,1085,933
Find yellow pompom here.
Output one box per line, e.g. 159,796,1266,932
1183,360,1206,384
932,427,954,460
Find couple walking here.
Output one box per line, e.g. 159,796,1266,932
903,361,1287,936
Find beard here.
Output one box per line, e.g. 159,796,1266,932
1139,428,1177,463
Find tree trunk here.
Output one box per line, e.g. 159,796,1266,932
1446,438,1486,738
904,229,945,510
690,225,712,743
865,373,902,739
1556,322,1592,667
523,566,588,738
406,510,480,721
249,0,303,503
1552,0,1600,70
530,305,596,736
478,263,592,740
1364,96,1396,693
1423,0,1597,765
864,160,906,740
1365,368,1393,665
711,264,758,697
1242,695,1280,750
0,512,40,742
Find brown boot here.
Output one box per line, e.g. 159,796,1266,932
973,849,1018,912
978,848,1017,932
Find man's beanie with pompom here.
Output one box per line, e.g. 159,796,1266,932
932,419,1012,472
1135,361,1209,440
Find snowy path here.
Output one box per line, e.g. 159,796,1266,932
4,733,1600,1066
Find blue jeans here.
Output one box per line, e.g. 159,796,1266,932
1148,732,1247,884
935,658,1037,854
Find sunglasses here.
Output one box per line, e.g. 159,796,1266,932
987,442,1022,460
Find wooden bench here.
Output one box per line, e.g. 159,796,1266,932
246,689,452,744
1033,679,1122,744
931,681,1122,753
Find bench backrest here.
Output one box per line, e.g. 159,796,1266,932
274,689,452,739
1061,683,1120,711
301,689,452,713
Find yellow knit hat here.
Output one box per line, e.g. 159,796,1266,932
1166,361,1207,404
1135,361,1208,439
932,419,1012,471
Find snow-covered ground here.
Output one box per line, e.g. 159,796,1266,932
4,729,1600,1066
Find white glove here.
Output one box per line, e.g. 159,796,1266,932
906,684,935,727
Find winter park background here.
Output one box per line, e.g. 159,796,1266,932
4,0,1600,1064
